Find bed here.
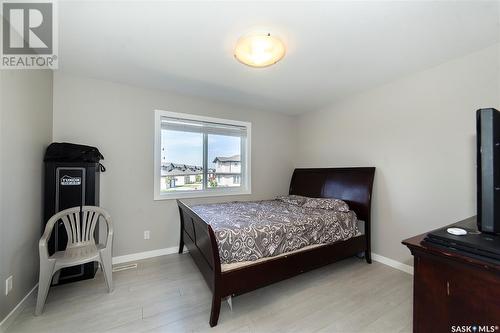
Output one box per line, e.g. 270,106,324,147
177,167,376,327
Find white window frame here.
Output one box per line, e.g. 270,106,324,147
154,110,252,200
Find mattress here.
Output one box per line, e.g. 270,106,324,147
190,199,360,265
221,220,364,272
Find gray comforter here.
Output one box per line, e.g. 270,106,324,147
191,198,359,264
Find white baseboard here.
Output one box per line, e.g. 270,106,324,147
112,246,180,265
112,247,414,276
0,284,38,333
372,253,414,275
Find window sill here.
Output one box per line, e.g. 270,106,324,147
154,188,251,200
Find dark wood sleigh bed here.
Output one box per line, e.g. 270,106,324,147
177,167,375,327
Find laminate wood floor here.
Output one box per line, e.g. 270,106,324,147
7,254,412,333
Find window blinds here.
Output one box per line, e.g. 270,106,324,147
161,116,247,137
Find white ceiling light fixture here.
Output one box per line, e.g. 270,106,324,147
234,33,286,68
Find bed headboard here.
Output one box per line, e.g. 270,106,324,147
289,167,376,224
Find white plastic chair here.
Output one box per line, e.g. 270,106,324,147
35,206,114,315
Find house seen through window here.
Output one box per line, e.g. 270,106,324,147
155,111,251,199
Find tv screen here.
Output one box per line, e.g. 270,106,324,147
477,108,500,234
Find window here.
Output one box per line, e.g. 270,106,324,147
154,110,251,199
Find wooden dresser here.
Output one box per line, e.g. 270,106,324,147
403,222,500,333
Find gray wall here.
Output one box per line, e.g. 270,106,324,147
0,71,53,321
296,44,500,264
52,73,297,257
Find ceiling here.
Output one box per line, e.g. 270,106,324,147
58,1,500,115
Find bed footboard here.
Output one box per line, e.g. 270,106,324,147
177,200,222,327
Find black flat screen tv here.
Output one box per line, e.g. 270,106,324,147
477,108,500,234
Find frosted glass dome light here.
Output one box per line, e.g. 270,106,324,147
234,33,286,68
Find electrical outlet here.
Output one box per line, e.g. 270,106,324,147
144,230,150,240
5,276,12,296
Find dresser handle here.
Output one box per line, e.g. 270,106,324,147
446,281,450,296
